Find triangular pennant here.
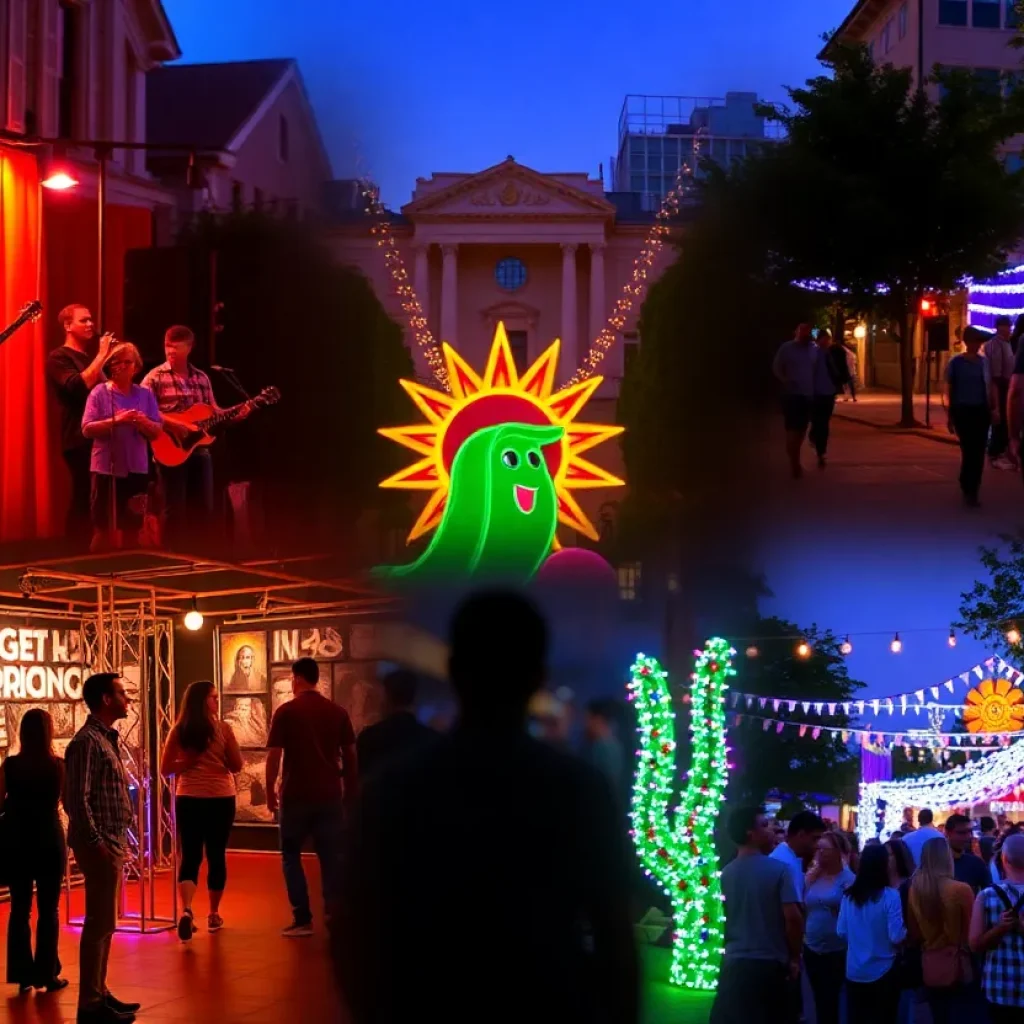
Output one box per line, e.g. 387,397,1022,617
814,702,823,715
900,695,907,712
763,719,771,732
776,721,785,734
759,698,767,709
812,728,821,740
931,687,940,699
975,665,985,678
827,703,836,716
915,689,925,703
802,701,811,714
788,701,797,712
856,701,865,714
746,697,753,709
945,681,954,692
773,700,780,713
842,731,850,743
799,725,808,737
886,699,894,714
871,699,880,715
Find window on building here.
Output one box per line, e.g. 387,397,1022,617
617,562,642,602
506,330,528,374
58,3,76,137
495,257,528,292
938,0,968,24
629,151,645,171
623,332,640,379
881,18,893,51
629,173,646,192
973,67,1002,94
1009,0,1020,28
973,0,1002,26
278,115,289,162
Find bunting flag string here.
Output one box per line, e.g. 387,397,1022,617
728,711,1018,749
728,657,1021,718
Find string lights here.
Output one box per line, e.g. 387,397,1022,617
859,738,1024,846
735,624,1024,657
628,640,732,990
359,179,451,391
966,264,1024,331
564,141,701,388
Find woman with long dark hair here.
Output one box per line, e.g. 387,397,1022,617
0,709,68,992
804,831,854,1024
161,680,242,942
837,842,906,1024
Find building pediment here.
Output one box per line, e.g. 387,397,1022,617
480,300,543,326
403,159,614,221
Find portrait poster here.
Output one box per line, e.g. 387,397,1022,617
221,632,269,694
333,662,383,735
223,694,270,749
116,665,142,753
235,751,274,824
4,702,76,754
348,623,379,661
269,667,330,718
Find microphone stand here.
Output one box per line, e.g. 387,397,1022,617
212,366,252,403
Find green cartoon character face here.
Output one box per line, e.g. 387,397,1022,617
497,441,553,518
375,421,564,584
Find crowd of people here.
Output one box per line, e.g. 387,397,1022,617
0,591,641,1024
773,313,1024,508
714,805,1024,1024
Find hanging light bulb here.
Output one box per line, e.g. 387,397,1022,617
183,596,204,632
745,645,759,659
840,636,853,656
948,629,957,648
796,641,811,659
890,633,902,654
1008,626,1022,646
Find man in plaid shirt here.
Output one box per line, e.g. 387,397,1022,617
141,325,247,548
64,672,141,1023
971,832,1024,1021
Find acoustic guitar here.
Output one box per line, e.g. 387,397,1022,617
151,386,280,468
0,300,43,349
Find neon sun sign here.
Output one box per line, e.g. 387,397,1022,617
376,324,625,582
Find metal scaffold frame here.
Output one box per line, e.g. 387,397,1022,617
68,587,178,934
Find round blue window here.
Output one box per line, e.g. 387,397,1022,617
495,257,527,292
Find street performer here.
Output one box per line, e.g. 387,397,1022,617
45,306,116,543
141,325,248,548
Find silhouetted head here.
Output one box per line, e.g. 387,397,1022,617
448,590,548,724
382,669,417,712
291,657,319,694
19,708,55,761
919,808,934,826
962,327,986,354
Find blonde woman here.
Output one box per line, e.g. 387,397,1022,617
908,836,974,1023
80,341,162,550
804,831,854,1024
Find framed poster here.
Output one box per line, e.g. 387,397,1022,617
333,662,384,735
222,694,270,749
221,633,269,694
235,751,274,823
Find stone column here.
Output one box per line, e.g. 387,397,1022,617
441,244,459,346
560,243,578,382
414,244,430,328
589,242,606,356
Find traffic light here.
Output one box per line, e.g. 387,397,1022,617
920,296,935,315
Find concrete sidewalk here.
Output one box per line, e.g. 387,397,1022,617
832,390,958,445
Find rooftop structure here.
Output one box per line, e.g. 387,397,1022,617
612,93,785,208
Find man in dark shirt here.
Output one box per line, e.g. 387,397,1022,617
266,657,358,937
946,813,991,893
980,815,998,867
45,305,115,542
336,591,639,1024
355,669,436,780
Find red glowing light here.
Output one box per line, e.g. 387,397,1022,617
41,170,79,191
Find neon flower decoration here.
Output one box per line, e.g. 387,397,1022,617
964,678,1024,734
629,642,733,990
375,323,624,582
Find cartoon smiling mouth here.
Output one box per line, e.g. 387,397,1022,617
514,485,537,514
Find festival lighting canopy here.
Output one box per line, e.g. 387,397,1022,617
376,324,624,582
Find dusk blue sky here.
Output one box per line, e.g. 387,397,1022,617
162,0,1014,710
163,0,852,206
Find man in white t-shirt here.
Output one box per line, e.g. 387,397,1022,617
770,810,826,904
902,808,944,867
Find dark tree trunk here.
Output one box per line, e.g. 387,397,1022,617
898,298,918,427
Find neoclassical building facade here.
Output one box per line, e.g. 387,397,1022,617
331,157,676,395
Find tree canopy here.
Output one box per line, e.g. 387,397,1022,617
725,617,864,806
178,212,413,559
750,44,1024,423
957,530,1024,660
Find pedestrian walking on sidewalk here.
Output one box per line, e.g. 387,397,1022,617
946,326,1000,508
984,316,1015,471
808,328,849,468
773,324,818,480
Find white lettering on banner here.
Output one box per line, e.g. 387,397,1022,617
0,664,82,701
272,627,344,662
0,627,82,665
273,630,298,663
